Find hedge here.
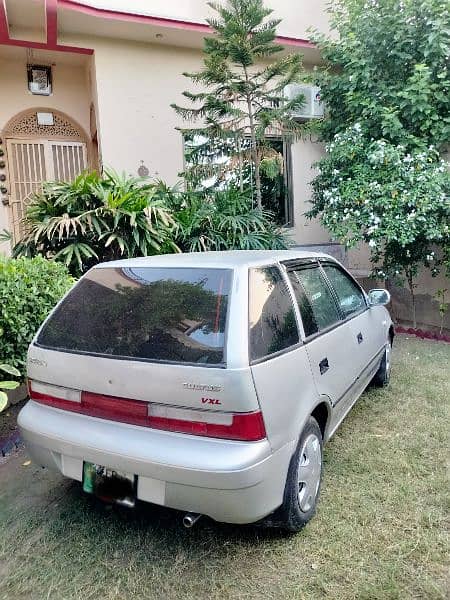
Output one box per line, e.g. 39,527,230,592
0,256,74,376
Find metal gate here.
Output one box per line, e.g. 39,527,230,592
6,139,87,243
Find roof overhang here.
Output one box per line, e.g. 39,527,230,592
1,1,320,64
0,0,93,54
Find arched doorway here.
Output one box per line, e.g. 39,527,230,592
2,108,92,244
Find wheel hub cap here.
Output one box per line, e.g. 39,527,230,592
297,433,322,512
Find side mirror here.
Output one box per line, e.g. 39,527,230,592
368,289,391,306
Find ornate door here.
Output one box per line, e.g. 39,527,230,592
6,139,87,243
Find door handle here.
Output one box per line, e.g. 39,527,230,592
319,357,329,375
357,332,363,344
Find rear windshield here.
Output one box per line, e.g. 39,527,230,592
37,266,232,366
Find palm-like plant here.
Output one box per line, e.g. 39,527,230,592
0,363,20,413
14,170,179,276
171,186,289,252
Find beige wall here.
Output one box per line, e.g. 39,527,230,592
290,139,330,244
92,38,191,182
0,56,91,137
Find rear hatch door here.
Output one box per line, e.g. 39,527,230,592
29,264,257,414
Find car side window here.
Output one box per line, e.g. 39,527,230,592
249,266,299,361
294,267,340,333
288,272,319,337
322,264,367,318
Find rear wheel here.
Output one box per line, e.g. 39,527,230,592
372,341,392,387
269,416,323,532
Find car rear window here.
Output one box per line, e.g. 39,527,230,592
37,266,232,366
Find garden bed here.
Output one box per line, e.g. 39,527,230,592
395,325,450,343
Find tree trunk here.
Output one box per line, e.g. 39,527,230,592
246,103,262,210
406,271,417,330
253,147,262,211
244,68,263,211
237,137,244,193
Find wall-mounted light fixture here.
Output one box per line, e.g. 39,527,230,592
27,64,52,96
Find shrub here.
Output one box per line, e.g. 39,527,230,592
169,186,289,252
14,170,179,276
308,126,450,327
0,256,75,374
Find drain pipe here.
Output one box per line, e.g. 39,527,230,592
183,512,202,528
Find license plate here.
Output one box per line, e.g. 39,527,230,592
83,462,136,507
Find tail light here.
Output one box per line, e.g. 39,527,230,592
28,380,266,442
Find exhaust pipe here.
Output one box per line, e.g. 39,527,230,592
183,512,202,528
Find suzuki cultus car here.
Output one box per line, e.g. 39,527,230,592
19,250,393,531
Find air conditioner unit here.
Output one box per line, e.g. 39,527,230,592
284,84,324,120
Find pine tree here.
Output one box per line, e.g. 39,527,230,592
171,0,306,210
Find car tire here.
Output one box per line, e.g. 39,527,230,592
267,416,323,533
372,341,392,387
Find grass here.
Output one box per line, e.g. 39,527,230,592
0,336,448,600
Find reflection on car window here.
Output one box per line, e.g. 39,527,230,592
288,273,318,337
294,267,340,332
249,266,299,361
322,265,366,318
37,267,232,365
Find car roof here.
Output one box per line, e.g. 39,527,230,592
95,250,336,270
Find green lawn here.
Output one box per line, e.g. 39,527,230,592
0,336,448,600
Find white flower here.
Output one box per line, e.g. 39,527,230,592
368,239,377,247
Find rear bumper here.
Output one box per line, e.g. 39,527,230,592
18,401,294,524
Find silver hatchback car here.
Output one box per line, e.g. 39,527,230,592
19,250,393,531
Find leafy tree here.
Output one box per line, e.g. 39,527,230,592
308,0,450,325
314,0,450,151
171,0,306,210
308,126,450,327
14,170,178,276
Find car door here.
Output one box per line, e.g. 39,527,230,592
286,263,360,428
248,265,319,450
320,261,384,390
